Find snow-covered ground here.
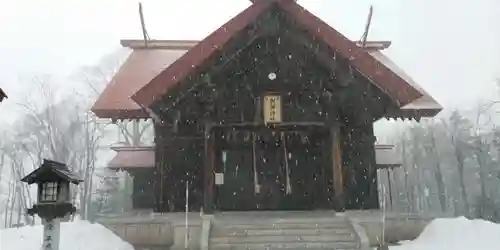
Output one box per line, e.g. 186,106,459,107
0,220,134,250
390,216,500,250
2,216,499,250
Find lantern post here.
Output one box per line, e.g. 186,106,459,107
21,159,83,250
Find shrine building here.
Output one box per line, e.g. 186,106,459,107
92,0,441,214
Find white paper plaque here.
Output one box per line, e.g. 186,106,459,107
263,95,282,124
215,173,224,185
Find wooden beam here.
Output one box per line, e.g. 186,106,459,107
331,126,345,211
211,121,328,132
120,39,198,50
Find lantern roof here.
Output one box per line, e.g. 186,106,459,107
21,159,83,185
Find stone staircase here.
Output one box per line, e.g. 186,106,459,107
209,211,361,250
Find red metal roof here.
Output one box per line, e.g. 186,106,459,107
91,46,188,119
132,0,423,108
107,147,155,170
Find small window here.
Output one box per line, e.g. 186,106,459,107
41,182,58,202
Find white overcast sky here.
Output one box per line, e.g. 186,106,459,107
1,0,500,122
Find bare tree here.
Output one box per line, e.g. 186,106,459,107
445,110,472,215
0,50,151,223
2,78,106,221
426,122,447,213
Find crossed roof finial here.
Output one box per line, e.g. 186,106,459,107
249,0,292,3
0,88,7,103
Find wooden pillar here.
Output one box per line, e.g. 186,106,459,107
153,123,169,212
351,122,378,210
364,124,379,209
331,126,345,211
386,168,393,211
203,124,216,213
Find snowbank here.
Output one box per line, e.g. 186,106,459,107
0,220,134,250
390,216,500,250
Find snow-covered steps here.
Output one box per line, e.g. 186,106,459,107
209,211,361,250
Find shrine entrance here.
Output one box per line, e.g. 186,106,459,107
212,123,334,211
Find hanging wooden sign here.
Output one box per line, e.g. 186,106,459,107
263,95,282,124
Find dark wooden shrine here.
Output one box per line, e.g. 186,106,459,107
92,0,441,214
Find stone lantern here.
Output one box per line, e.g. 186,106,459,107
21,159,82,250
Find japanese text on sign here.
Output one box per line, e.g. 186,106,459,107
263,95,282,124
42,219,60,250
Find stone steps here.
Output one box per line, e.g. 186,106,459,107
212,228,354,237
213,223,352,230
209,241,359,250
209,213,360,250
211,235,356,244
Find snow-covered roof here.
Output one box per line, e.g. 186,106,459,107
369,50,442,112
92,44,188,119
107,146,155,170
375,144,402,168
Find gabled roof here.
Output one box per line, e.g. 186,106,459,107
21,159,82,185
132,0,423,109
91,40,441,120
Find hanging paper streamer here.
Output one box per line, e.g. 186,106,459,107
281,132,292,194
252,132,260,194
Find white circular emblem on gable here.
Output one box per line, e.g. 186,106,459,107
268,72,277,80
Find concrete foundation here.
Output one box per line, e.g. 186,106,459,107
96,210,451,249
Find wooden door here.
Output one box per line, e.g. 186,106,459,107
286,130,329,210
255,131,286,210
216,149,254,210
